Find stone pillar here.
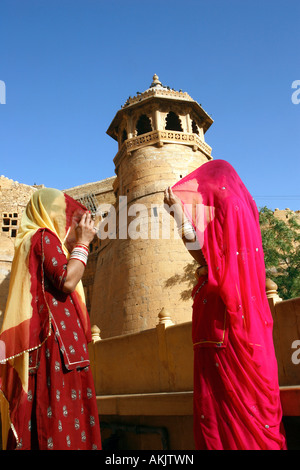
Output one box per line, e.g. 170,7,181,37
266,278,282,316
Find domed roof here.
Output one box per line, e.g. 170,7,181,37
122,74,194,109
107,74,213,141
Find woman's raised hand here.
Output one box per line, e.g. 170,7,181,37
164,187,183,219
75,211,96,246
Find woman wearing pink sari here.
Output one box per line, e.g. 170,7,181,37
164,160,286,450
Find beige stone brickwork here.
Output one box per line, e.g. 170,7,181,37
274,208,300,222
64,175,116,209
90,144,209,338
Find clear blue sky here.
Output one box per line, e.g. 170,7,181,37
0,0,299,210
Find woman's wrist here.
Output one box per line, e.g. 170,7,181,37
177,219,196,240
76,239,91,249
69,244,89,266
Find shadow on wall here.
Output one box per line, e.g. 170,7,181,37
164,260,198,301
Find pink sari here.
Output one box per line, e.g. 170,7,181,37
172,160,286,450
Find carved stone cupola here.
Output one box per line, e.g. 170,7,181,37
107,74,214,174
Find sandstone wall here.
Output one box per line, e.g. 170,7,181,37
90,144,209,338
64,176,116,209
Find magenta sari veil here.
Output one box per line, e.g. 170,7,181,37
172,160,286,450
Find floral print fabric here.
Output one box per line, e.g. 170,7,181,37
6,229,101,450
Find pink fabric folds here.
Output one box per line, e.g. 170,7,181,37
172,160,286,450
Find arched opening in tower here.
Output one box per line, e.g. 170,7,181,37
136,114,153,136
121,128,128,143
191,120,200,135
165,111,183,132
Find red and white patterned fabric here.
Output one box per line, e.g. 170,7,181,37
0,189,101,450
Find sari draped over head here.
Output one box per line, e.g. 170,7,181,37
172,160,286,450
172,159,273,349
0,188,88,448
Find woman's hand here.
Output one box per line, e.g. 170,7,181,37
164,187,184,219
164,188,204,265
63,212,95,294
163,186,181,207
75,211,96,246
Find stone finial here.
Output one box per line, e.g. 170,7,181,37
157,307,174,327
266,278,282,303
91,324,101,342
150,74,162,88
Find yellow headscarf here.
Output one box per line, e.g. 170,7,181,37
0,188,87,449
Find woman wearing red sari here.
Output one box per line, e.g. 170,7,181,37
0,188,102,450
164,160,286,450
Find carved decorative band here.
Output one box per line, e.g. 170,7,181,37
114,130,212,167
122,89,193,108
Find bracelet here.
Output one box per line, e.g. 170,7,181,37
69,244,89,266
76,242,90,251
178,220,196,240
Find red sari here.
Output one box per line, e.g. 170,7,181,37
0,189,101,450
173,160,286,450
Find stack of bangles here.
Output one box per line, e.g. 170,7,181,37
177,219,196,240
69,243,90,267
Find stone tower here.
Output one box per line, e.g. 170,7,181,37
90,75,213,338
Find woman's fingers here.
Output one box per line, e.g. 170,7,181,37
76,212,96,245
79,211,88,226
164,187,172,206
164,187,180,207
79,211,93,227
